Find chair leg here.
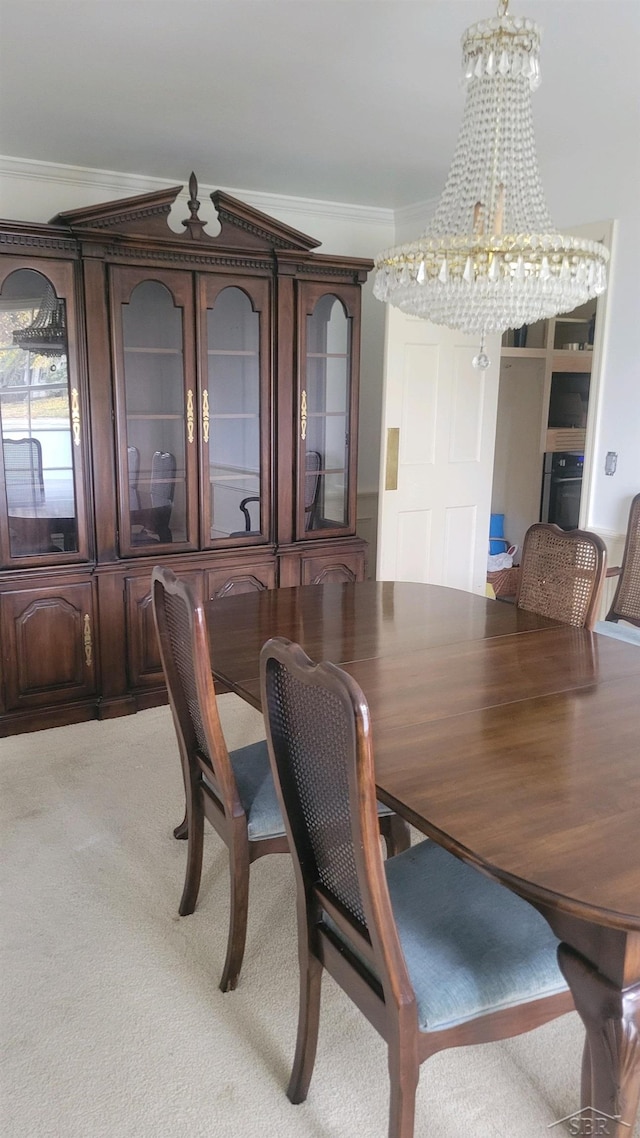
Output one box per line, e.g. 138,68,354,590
219,840,250,993
380,813,411,858
287,946,323,1104
173,811,188,840
178,794,204,917
387,1040,419,1138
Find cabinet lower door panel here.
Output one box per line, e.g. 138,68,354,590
278,542,367,587
300,552,365,585
206,560,276,599
125,570,202,690
1,582,96,710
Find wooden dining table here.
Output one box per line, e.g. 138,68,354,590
207,579,640,1136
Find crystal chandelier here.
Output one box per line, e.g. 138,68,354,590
373,0,609,368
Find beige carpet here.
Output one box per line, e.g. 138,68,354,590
1,699,636,1138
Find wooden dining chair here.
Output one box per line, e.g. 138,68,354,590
593,492,640,646
152,565,288,991
260,636,573,1138
603,492,640,628
151,566,409,993
516,522,606,630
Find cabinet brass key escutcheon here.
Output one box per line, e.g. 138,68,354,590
83,613,92,668
186,390,194,444
202,390,210,444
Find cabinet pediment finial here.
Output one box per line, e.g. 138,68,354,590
52,172,321,251
182,173,209,242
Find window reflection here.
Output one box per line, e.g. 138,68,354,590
0,269,78,556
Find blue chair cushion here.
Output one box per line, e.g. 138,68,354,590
384,841,568,1032
217,740,396,840
594,620,640,646
228,741,286,841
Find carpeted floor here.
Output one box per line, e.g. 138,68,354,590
1,699,636,1138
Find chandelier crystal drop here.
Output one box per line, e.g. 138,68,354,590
373,0,609,355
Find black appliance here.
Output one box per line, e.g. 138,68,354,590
540,452,584,530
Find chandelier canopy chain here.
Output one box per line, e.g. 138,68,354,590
373,1,609,344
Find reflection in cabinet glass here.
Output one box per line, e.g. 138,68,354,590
207,287,262,539
0,268,79,558
304,295,351,531
121,280,187,547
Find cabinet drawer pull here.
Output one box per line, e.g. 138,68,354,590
186,389,194,444
300,389,307,440
71,388,81,446
202,390,210,444
83,613,92,668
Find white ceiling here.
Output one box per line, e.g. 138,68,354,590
0,0,638,209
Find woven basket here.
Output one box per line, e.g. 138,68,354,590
487,566,520,598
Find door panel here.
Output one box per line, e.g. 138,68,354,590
0,257,90,568
110,267,199,557
199,275,271,547
206,559,276,599
377,308,499,594
1,581,96,709
125,570,202,689
296,282,361,540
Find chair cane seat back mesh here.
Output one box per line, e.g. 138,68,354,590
152,567,233,809
606,492,640,627
516,523,606,630
263,652,367,927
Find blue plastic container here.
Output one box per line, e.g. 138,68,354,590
489,513,505,539
489,538,509,555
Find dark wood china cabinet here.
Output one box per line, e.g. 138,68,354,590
0,175,372,735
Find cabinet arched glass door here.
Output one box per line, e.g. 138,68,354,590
297,283,361,540
200,276,270,545
111,267,198,555
0,259,89,565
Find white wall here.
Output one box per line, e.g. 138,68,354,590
544,143,640,539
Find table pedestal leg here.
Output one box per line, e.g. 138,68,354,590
559,944,640,1137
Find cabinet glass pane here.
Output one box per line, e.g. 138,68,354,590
206,287,261,538
305,295,350,530
122,281,187,546
0,268,79,557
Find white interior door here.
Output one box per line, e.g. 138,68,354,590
377,306,500,594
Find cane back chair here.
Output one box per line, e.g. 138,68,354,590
151,566,408,992
604,492,640,628
260,636,573,1138
516,523,606,631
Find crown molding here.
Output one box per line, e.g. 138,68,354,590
0,155,394,229
393,195,439,233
